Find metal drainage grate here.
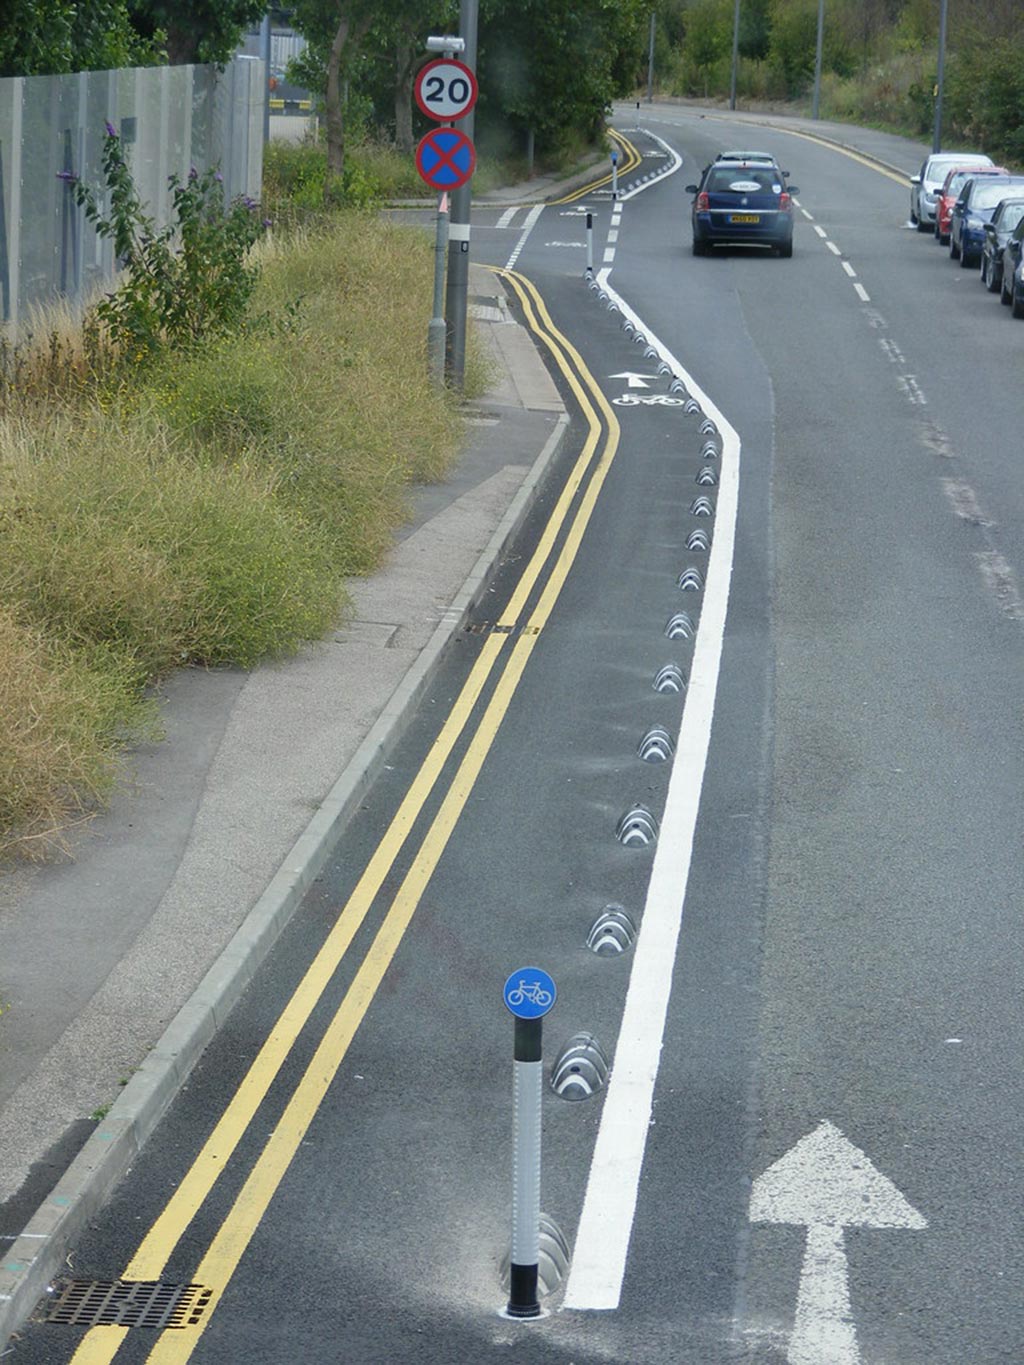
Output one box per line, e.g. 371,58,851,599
638,726,674,762
678,567,705,591
686,528,711,552
463,621,541,636
653,663,686,694
665,611,695,641
40,1280,212,1331
616,805,659,846
587,905,637,955
551,1034,610,1100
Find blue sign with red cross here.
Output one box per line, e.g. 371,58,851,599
416,126,476,192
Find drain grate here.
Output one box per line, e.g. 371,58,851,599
40,1280,212,1331
463,621,541,636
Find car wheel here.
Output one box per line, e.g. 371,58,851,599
984,257,1000,293
1000,271,1012,305
950,233,960,260
692,237,707,257
1012,284,1024,319
917,217,932,233
777,239,793,259
959,244,973,269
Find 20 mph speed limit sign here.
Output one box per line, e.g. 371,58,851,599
414,58,478,123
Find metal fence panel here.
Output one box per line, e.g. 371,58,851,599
0,58,264,339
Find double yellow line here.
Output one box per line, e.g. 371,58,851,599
549,128,643,205
69,270,621,1365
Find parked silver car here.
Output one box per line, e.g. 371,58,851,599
910,151,993,231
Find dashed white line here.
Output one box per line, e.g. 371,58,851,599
504,203,544,269
853,282,871,302
801,208,815,221
608,228,619,243
826,240,841,256
842,261,857,277
813,225,828,238
603,247,616,263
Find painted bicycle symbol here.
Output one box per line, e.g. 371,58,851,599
612,393,686,407
507,980,554,1008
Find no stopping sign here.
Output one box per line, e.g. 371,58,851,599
414,58,478,122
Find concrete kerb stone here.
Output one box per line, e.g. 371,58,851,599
0,402,570,1349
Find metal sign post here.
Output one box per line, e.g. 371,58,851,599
502,967,556,1319
611,147,619,200
428,192,450,387
444,0,479,391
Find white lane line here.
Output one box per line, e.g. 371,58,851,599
854,282,871,302
842,261,857,277
801,208,815,221
608,228,619,243
603,247,616,263
813,225,828,238
504,204,544,269
563,269,740,1313
826,240,841,256
974,550,1024,621
496,206,520,230
617,130,683,201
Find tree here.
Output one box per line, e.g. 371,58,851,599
126,0,266,65
0,0,156,76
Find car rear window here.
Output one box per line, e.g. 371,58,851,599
707,167,780,194
973,182,1024,209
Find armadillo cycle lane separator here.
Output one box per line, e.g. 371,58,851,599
65,282,622,1365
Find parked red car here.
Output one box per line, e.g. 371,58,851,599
935,165,1008,243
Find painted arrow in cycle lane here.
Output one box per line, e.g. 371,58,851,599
749,1121,927,1365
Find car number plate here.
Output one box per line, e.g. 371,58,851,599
730,213,760,223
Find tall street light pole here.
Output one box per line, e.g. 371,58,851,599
647,10,656,103
811,0,825,120
932,0,948,152
729,0,740,110
444,0,478,390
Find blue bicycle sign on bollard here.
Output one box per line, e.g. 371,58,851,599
503,967,556,1019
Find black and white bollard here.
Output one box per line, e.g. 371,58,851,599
503,967,556,1319
585,212,594,278
611,147,619,201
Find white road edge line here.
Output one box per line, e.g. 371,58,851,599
505,204,545,269
562,270,740,1313
618,129,683,201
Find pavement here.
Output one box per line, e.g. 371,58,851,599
0,105,921,1345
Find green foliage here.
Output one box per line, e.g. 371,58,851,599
0,0,160,75
126,0,265,64
67,126,267,358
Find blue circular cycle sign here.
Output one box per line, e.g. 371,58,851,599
503,967,557,1019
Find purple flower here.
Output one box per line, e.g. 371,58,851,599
104,120,117,138
262,218,272,228
214,171,223,183
189,166,198,181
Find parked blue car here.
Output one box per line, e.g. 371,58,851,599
949,175,1024,267
980,199,1024,293
999,217,1024,317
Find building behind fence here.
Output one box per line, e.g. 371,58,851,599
0,57,265,340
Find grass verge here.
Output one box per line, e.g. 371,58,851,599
0,211,467,860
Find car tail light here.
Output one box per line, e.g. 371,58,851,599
696,191,709,212
779,191,791,210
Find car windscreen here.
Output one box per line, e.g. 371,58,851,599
1000,203,1024,231
973,182,1024,209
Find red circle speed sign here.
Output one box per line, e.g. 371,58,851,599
414,58,478,122
415,126,476,191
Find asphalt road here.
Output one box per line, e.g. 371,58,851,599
13,108,1024,1365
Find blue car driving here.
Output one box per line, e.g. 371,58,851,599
686,159,800,259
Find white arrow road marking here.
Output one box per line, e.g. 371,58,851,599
750,1121,927,1365
608,371,651,388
